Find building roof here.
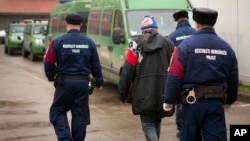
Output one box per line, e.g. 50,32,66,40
0,0,59,14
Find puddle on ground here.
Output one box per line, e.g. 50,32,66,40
0,110,37,115
0,121,52,130
0,100,37,115
0,100,51,130
0,100,35,108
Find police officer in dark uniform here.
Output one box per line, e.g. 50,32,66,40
163,8,238,141
44,14,103,141
168,10,196,46
168,10,196,138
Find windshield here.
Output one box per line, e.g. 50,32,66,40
10,25,25,33
33,25,47,35
126,10,194,37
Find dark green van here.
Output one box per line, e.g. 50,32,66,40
4,21,26,55
44,0,92,50
86,0,193,84
44,0,194,85
22,20,48,61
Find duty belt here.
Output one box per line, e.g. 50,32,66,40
180,85,227,104
54,74,95,95
54,74,90,86
63,74,90,80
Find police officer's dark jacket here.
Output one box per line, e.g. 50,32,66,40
44,29,103,87
163,28,238,105
119,30,174,114
168,21,196,46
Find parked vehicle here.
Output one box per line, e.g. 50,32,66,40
4,21,26,55
45,0,194,85
44,0,91,50
0,30,6,44
22,20,48,61
86,0,193,84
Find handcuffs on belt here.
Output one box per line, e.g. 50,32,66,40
181,85,227,104
186,89,196,104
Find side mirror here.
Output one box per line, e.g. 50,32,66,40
17,36,22,40
113,27,125,44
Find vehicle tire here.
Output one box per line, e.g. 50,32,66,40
22,47,29,58
30,50,37,61
4,45,8,54
7,46,14,55
0,38,4,44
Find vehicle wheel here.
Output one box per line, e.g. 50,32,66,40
1,38,4,44
7,46,14,55
22,47,29,58
30,50,37,61
4,45,8,54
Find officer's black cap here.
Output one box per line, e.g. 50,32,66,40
65,14,82,25
193,7,218,25
173,10,189,21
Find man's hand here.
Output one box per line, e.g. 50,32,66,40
163,103,173,111
120,99,128,106
95,86,102,90
119,93,128,106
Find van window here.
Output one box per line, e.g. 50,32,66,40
58,14,67,33
33,25,47,35
113,10,124,31
78,12,89,33
11,25,25,33
127,10,177,37
51,16,59,33
101,10,113,36
112,10,125,44
88,10,101,35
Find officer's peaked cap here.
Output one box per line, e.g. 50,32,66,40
65,14,82,25
193,7,218,25
173,10,189,21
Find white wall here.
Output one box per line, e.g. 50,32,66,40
190,0,250,85
238,0,250,84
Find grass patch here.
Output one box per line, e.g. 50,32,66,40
239,83,250,94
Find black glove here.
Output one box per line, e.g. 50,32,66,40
162,104,175,117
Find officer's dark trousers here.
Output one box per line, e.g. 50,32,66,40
179,99,227,141
50,79,90,141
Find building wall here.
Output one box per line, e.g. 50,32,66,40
238,0,250,85
190,0,250,85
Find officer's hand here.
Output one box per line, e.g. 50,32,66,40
163,103,173,111
224,104,231,112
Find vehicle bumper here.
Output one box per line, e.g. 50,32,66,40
8,41,23,50
32,45,45,55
